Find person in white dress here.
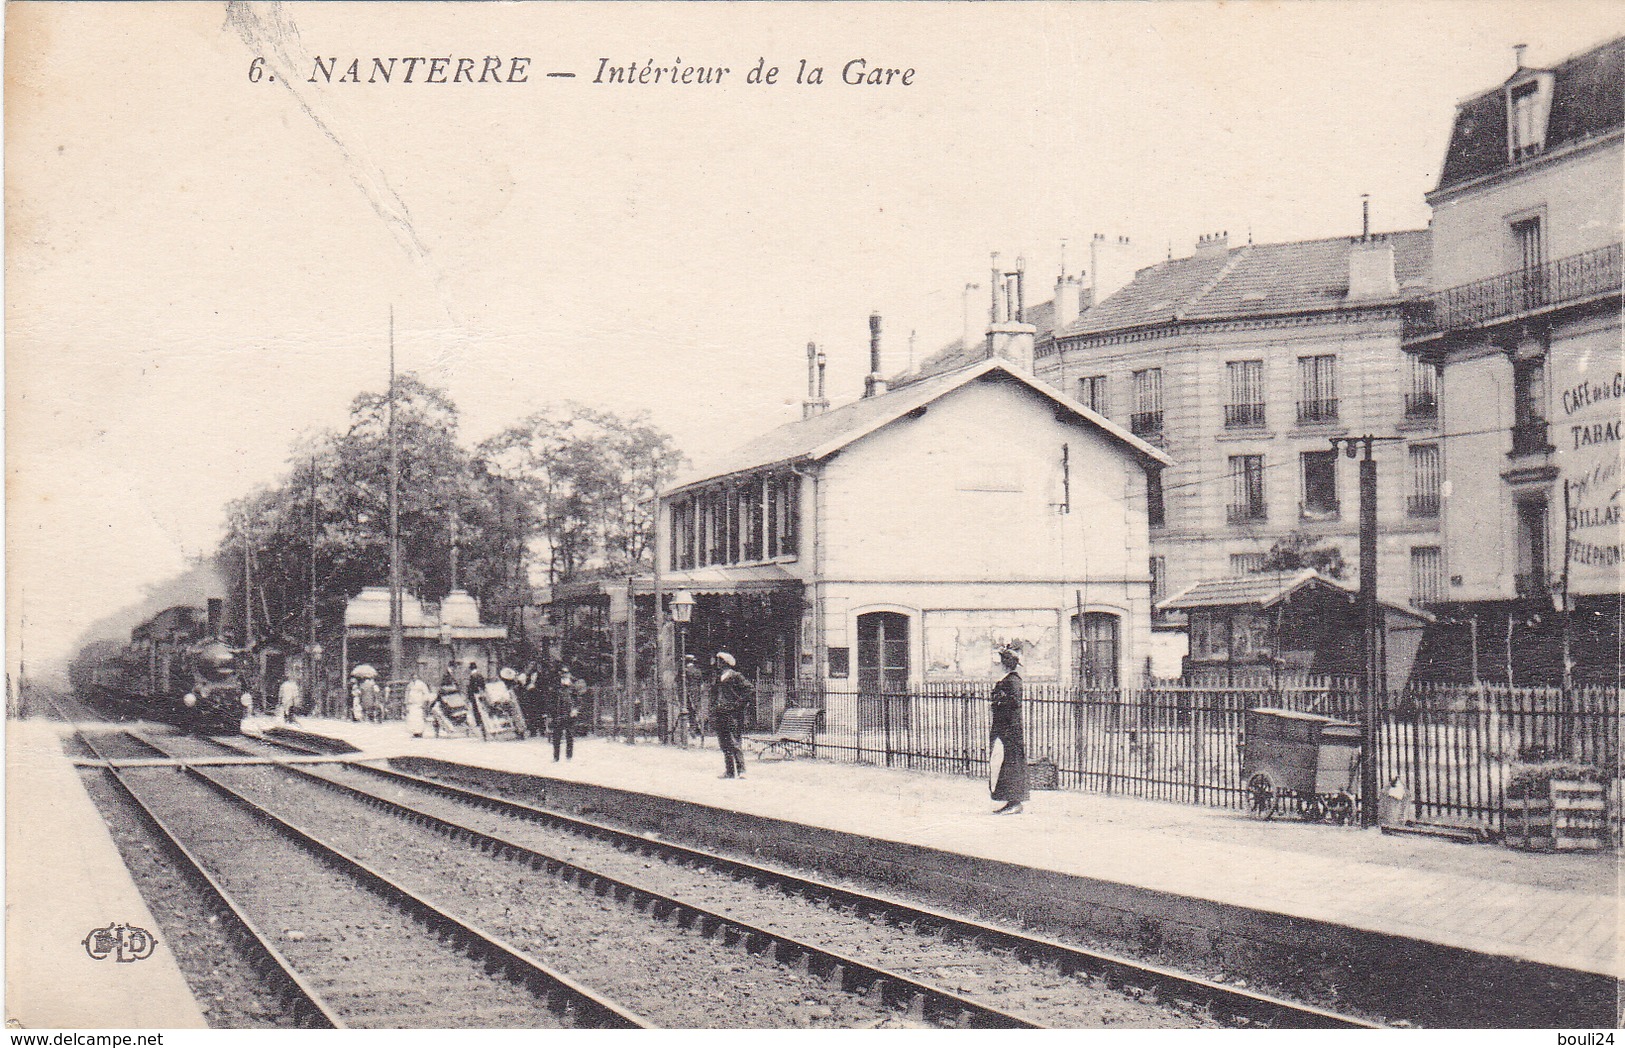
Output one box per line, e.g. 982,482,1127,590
405,669,434,738
276,675,301,725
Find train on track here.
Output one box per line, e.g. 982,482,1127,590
72,599,250,733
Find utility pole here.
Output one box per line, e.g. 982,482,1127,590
388,307,403,687
1330,434,1403,828
626,574,638,744
309,452,320,698
242,516,255,650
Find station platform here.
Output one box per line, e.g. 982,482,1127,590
286,717,1620,989
6,720,208,1029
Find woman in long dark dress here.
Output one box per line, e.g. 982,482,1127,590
989,646,1030,814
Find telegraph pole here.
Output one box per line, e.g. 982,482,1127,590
388,307,403,687
1330,434,1403,828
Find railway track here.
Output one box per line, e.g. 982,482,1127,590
194,728,1374,1029
72,726,647,1029
134,730,1054,1028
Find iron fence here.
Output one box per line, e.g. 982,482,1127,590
775,678,1620,834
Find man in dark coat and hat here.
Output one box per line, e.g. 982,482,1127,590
989,644,1030,814
710,651,751,779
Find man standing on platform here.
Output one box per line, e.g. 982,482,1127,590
711,651,751,779
548,665,578,761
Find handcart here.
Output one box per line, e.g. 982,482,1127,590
1241,707,1362,824
475,690,527,741
429,688,479,738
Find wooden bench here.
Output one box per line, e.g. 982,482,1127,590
743,707,820,761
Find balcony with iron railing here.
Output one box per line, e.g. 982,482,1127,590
1510,420,1553,457
1130,410,1164,439
1404,242,1623,343
1296,398,1339,424
1224,403,1266,429
1404,391,1438,420
1227,502,1268,525
1407,492,1440,518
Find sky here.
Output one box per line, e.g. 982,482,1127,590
7,1,1624,675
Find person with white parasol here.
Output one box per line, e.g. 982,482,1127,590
988,644,1030,815
350,664,381,723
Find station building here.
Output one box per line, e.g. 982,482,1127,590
655,313,1171,695
340,586,507,694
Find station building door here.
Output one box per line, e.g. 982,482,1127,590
857,611,910,732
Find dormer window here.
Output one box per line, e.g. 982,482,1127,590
1506,73,1553,162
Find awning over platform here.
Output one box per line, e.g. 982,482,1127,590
660,563,803,596
548,564,804,604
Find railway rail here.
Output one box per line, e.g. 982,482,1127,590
71,725,647,1029
203,728,1374,1029
132,730,1054,1028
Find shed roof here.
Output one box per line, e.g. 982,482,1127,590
1158,569,1432,622
665,357,1172,495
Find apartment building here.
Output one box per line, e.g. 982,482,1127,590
1035,228,1440,619
1402,37,1623,684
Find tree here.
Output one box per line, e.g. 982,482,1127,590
219,374,527,646
217,379,687,651
1253,531,1347,579
480,404,686,583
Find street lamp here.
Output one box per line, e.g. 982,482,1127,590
671,591,695,742
304,642,323,718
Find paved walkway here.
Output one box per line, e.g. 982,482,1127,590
6,720,208,1028
291,717,1621,980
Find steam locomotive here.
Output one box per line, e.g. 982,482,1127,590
75,599,251,733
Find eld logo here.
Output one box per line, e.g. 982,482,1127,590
81,922,157,963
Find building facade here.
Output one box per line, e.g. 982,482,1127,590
657,327,1171,694
1402,37,1623,684
341,586,508,692
1035,229,1441,619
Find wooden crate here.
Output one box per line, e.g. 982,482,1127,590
1503,780,1607,851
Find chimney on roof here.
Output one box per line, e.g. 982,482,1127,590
863,313,888,398
1348,236,1397,300
802,341,830,419
1089,233,1138,301
984,252,1036,373
1194,231,1230,258
1347,197,1397,300
1513,43,1528,70
1054,272,1084,329
988,252,1002,354
962,282,983,354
